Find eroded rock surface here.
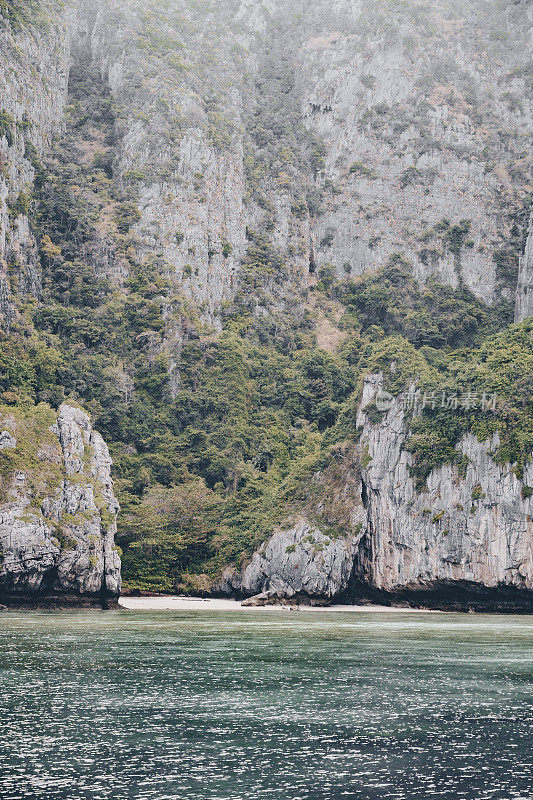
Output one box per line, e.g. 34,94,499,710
0,1,73,325
240,518,361,601
356,376,533,608
223,377,532,610
2,1,531,331
516,214,533,322
0,402,121,606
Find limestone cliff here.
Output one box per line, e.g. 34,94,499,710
301,0,531,302
0,0,73,325
354,375,533,609
3,0,531,330
222,374,533,611
85,0,531,309
516,214,533,322
0,402,121,606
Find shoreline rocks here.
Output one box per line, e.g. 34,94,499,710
0,402,121,608
215,376,533,613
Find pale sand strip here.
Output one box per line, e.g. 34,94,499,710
119,596,438,613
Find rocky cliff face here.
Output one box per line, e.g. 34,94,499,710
221,374,533,611
0,0,73,325
84,0,252,323
0,402,121,606
516,214,533,322
83,0,531,310
354,375,533,609
301,0,531,302
3,0,530,330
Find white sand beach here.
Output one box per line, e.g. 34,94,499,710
119,596,439,613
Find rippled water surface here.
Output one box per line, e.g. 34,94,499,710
0,609,531,800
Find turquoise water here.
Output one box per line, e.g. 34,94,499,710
0,609,531,800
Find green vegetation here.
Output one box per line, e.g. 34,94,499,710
1,0,531,595
4,232,531,587
114,202,141,234
7,190,30,219
0,110,15,146
0,398,115,553
441,219,471,258
397,320,533,488
360,74,376,89
328,252,532,489
334,255,511,348
2,94,356,586
349,161,377,179
471,485,484,501
399,167,422,188
53,526,78,552
0,0,45,31
0,402,61,504
3,66,530,586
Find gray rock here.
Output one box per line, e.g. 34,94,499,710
0,431,16,450
225,377,532,605
241,592,278,607
516,214,533,322
217,566,243,596
357,375,533,593
0,1,72,324
241,518,360,600
2,1,530,331
0,403,121,603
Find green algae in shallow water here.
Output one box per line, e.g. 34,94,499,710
0,610,531,800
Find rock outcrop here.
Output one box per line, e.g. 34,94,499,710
240,518,360,601
0,1,73,325
354,375,533,610
515,214,533,322
0,402,121,606
223,376,533,611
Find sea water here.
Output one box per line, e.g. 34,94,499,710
0,609,531,800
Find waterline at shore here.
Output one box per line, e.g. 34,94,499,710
119,596,439,612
